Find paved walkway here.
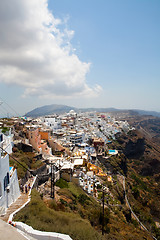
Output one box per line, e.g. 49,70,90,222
0,177,35,223
0,219,28,240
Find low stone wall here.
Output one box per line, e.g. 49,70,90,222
15,222,72,240
20,163,47,186
61,173,70,182
30,163,47,176
16,142,33,152
32,174,49,189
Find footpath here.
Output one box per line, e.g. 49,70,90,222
0,176,72,240
0,218,28,240
0,177,35,223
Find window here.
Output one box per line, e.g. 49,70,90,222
0,134,3,142
7,172,10,184
4,176,7,191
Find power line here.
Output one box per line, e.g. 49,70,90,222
0,101,11,117
0,105,7,117
0,102,11,116
0,146,33,175
0,97,20,117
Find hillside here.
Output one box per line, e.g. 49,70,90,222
25,104,160,117
13,123,160,239
14,112,160,239
14,181,153,240
100,123,160,239
25,104,77,117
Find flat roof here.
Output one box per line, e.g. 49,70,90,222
74,159,83,166
61,163,74,171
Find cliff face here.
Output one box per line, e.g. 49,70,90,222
115,129,160,177
124,138,145,158
97,125,160,239
110,128,160,238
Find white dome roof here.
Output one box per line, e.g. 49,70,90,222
69,109,76,114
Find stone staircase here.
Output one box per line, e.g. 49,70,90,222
0,193,29,222
0,177,35,223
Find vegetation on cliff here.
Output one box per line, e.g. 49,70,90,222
9,148,44,179
13,115,160,239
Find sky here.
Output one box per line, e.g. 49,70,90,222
0,0,160,116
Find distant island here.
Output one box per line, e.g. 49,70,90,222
25,104,160,118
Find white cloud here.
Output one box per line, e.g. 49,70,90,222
0,0,101,99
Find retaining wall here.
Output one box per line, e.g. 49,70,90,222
15,222,72,240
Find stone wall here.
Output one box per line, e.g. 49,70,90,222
30,163,47,176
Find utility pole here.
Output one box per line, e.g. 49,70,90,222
51,164,55,199
102,186,105,235
70,161,72,182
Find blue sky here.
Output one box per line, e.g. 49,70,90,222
0,0,160,116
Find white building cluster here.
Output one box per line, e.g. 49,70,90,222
27,111,131,194
37,111,131,152
0,111,131,206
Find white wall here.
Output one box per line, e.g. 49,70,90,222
0,151,10,209
15,222,72,240
8,169,20,207
0,165,20,209
0,133,20,211
44,117,62,130
3,131,13,154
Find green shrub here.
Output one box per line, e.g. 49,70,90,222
58,188,76,201
9,150,44,179
55,178,69,188
0,127,10,133
60,198,68,206
68,182,85,197
78,194,90,205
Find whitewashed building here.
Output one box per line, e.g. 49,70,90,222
43,117,62,130
0,131,20,215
